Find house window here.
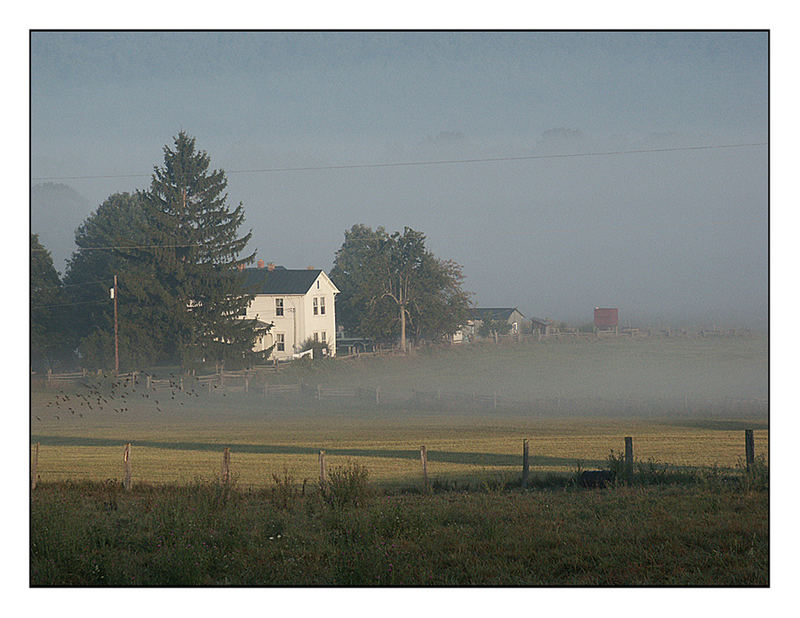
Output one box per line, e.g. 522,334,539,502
276,333,285,352
275,298,284,316
320,297,326,315
313,332,319,342
313,297,318,315
321,331,326,342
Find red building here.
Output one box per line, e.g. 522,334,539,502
594,307,619,331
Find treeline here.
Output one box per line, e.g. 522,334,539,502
31,132,266,372
31,133,471,373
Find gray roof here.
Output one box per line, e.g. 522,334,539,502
242,267,323,295
471,307,525,321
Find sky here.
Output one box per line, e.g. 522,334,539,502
30,31,768,328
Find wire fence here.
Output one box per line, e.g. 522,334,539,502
29,429,765,491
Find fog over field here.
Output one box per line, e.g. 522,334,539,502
31,32,767,329
29,337,768,490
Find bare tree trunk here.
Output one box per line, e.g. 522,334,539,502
400,302,407,353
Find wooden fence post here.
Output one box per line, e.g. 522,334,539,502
745,430,755,471
420,445,429,492
146,374,151,390
179,377,184,392
624,436,634,484
220,447,231,486
31,442,39,490
316,384,322,401
493,391,498,410
244,376,249,393
375,386,381,406
123,443,132,491
319,450,327,485
521,439,529,489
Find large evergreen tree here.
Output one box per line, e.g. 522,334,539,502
140,131,265,368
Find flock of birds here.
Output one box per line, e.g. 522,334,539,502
35,372,225,422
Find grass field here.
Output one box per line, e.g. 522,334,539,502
30,336,769,586
30,336,768,489
30,479,768,586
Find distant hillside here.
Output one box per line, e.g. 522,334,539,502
31,183,92,274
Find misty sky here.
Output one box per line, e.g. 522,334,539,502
30,31,768,328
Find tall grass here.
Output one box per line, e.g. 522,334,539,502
31,459,769,586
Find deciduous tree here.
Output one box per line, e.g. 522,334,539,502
30,234,71,370
331,225,471,351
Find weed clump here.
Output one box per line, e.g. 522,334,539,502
270,468,305,510
738,454,769,492
322,461,371,508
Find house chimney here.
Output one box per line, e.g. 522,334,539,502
267,262,275,271
306,265,314,270
257,259,265,269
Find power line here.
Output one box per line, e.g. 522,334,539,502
31,243,202,253
30,142,767,182
59,279,115,288
31,299,108,309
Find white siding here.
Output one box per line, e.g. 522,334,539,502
244,272,338,360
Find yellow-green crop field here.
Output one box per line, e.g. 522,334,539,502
30,336,768,489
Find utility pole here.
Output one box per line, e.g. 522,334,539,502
112,275,119,375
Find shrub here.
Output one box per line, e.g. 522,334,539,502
298,337,331,362
636,457,670,485
323,461,371,508
606,449,626,482
737,454,769,492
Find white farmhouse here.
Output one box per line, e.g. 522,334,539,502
241,263,340,360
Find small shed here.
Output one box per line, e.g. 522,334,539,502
594,307,619,332
469,307,528,338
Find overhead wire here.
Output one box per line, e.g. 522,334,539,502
30,142,767,182
31,243,202,253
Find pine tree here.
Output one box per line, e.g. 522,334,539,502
140,131,265,368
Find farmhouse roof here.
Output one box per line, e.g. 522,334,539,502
470,307,524,321
242,267,325,295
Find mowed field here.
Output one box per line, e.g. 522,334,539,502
30,336,768,489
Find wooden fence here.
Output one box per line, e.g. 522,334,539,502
29,431,763,491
